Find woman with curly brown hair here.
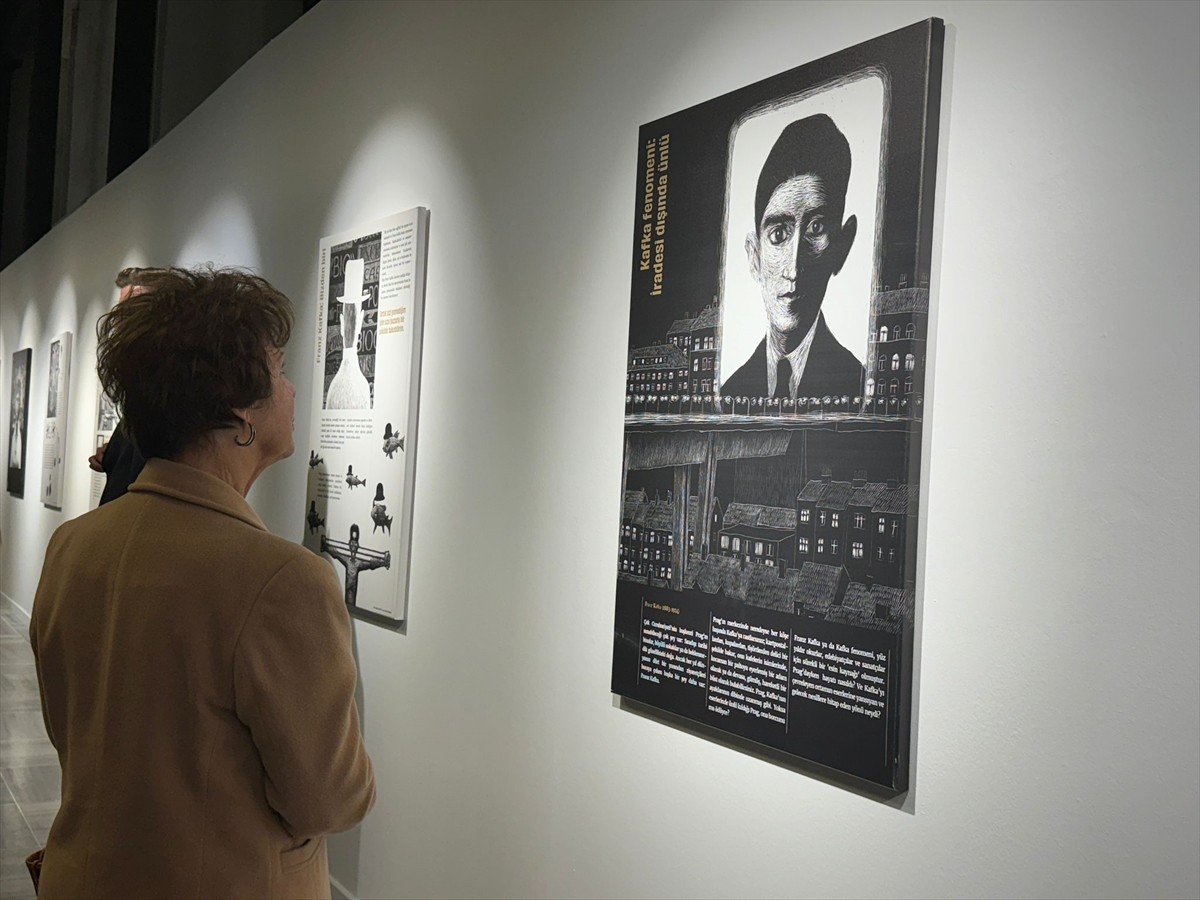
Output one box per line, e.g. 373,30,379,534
29,266,374,899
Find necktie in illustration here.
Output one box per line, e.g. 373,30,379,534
773,358,792,400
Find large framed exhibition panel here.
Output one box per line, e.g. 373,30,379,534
611,19,944,791
303,207,430,627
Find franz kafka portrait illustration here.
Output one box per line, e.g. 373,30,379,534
719,78,883,405
722,114,863,401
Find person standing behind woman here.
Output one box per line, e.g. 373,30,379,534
86,268,154,503
30,266,375,898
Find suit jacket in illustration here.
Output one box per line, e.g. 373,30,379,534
720,313,864,400
30,458,375,899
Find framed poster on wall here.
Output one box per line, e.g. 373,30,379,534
88,390,120,509
42,331,73,509
7,347,32,498
303,207,430,627
611,19,944,791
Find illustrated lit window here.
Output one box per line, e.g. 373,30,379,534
799,509,810,523
879,325,889,341
831,540,839,555
831,513,839,529
854,514,865,529
817,538,825,554
798,537,809,553
720,535,730,550
878,519,886,533
904,377,913,394
732,537,742,552
754,541,764,556
877,357,886,372
888,549,896,562
891,354,900,371
819,511,827,526
890,379,899,395
852,541,864,558
866,378,875,397
891,520,899,537
666,533,673,547
905,353,915,370
876,546,884,560
905,323,915,339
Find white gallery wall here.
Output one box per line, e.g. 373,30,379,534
2,1,1197,898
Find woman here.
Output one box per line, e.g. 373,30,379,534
29,266,375,898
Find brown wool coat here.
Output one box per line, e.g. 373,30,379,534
30,459,375,899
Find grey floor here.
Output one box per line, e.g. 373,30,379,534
0,595,58,900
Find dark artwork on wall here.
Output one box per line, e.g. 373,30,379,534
324,232,382,410
7,348,32,497
611,19,944,791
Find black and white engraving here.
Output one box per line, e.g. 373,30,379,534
7,348,32,497
370,482,392,534
307,499,326,534
381,422,404,459
612,20,943,791
324,237,381,410
47,339,62,417
322,524,391,607
305,208,429,625
41,332,72,509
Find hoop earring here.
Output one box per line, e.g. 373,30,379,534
234,422,256,447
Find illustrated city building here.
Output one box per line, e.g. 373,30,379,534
618,284,927,631
864,277,929,415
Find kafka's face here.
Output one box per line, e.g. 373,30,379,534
747,173,847,341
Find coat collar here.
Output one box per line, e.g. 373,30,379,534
127,458,267,532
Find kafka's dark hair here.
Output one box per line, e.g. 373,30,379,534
96,265,293,460
754,113,852,232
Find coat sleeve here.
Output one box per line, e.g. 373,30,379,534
29,525,69,752
232,551,375,838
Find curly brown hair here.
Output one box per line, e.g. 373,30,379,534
96,266,293,459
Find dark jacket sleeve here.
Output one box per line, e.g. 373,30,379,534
720,339,768,397
232,551,375,838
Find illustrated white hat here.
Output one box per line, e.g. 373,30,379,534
337,258,368,308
